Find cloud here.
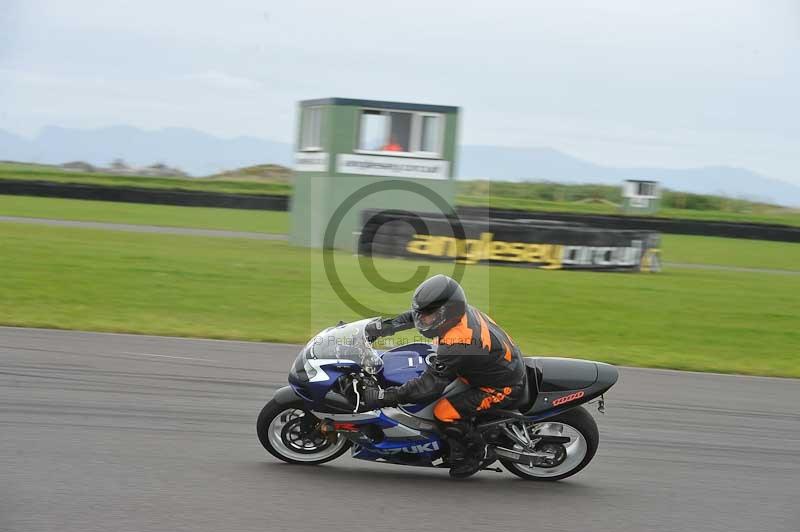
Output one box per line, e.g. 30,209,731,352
182,70,263,91
1,0,798,185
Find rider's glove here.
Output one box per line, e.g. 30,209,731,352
364,319,383,343
362,386,401,410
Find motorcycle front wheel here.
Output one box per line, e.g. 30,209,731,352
256,399,351,465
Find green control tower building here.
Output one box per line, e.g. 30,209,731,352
289,98,460,250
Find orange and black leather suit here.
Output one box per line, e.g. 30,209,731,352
380,305,526,424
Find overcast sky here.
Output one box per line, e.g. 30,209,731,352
1,0,798,184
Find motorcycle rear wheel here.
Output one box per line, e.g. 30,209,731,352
499,406,599,481
257,399,351,465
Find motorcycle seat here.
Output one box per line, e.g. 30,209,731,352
507,368,534,412
511,366,538,413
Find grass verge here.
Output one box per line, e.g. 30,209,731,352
661,234,800,271
0,223,797,377
0,196,288,233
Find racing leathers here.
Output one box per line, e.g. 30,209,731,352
370,305,527,425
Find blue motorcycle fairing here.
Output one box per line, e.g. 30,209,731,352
379,343,436,414
380,342,435,387
288,358,361,406
351,440,444,467
351,409,443,466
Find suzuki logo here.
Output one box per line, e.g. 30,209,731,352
378,441,440,455
552,390,585,406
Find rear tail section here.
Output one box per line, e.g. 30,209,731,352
522,357,619,417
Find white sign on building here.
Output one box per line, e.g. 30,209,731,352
336,154,449,180
294,152,329,172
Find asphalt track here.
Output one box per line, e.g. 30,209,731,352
1,327,798,532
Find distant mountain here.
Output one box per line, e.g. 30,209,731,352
2,126,799,206
0,126,292,177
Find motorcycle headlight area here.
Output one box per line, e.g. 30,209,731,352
302,357,318,380
289,343,317,381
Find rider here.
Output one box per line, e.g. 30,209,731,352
363,274,527,478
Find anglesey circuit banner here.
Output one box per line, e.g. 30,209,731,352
358,210,661,272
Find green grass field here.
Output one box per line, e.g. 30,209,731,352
1,222,797,377
661,234,800,271
0,196,288,233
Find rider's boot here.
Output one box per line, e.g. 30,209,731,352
443,422,487,479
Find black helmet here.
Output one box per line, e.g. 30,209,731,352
411,275,467,339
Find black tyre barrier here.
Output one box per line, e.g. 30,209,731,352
457,206,800,243
0,179,289,211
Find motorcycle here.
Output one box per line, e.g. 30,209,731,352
257,318,619,480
